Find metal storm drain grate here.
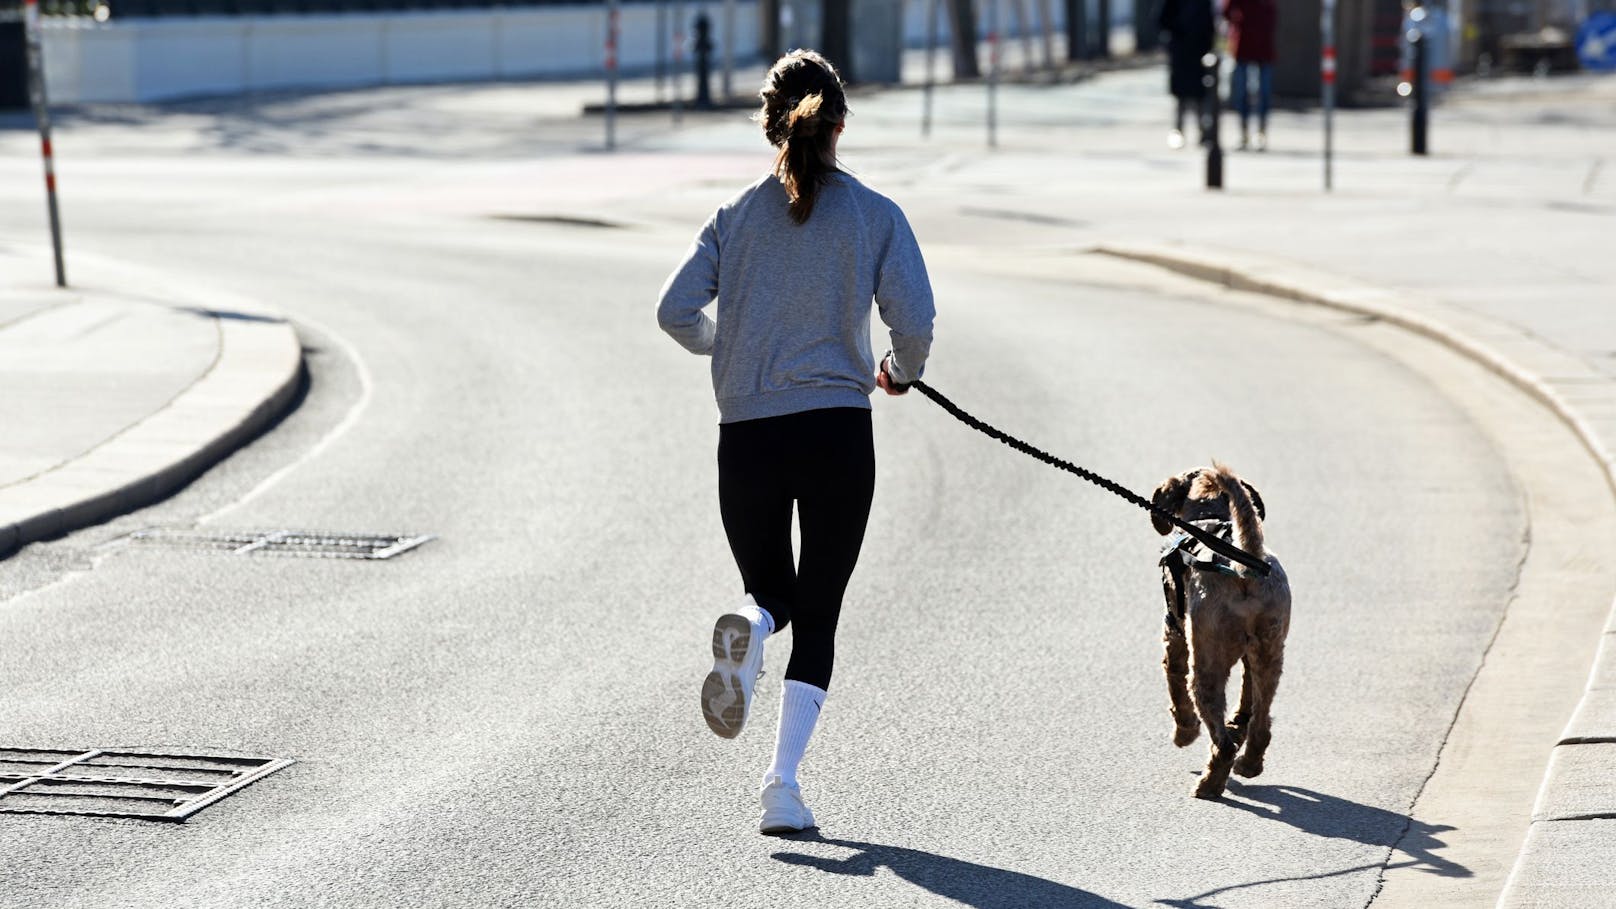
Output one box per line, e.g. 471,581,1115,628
0,749,292,822
129,528,435,560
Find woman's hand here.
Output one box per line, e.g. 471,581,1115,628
877,354,910,396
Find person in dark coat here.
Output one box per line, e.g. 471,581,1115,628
1223,0,1277,150
1157,0,1215,148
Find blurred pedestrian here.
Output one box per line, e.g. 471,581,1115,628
1222,0,1276,150
657,49,936,836
1157,0,1216,148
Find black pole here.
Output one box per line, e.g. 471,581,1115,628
1410,29,1428,156
1065,0,1088,60
1203,51,1222,189
822,0,852,81
947,0,982,78
1095,0,1110,57
1134,0,1158,52
693,11,713,108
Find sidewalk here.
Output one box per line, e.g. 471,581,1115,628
0,246,302,556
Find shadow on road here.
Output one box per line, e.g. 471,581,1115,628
1154,782,1472,908
770,833,1127,909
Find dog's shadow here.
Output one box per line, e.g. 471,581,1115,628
1225,782,1468,876
771,832,1127,909
1156,782,1472,908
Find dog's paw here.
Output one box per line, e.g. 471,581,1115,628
1192,778,1226,800
1173,723,1200,748
1232,756,1264,779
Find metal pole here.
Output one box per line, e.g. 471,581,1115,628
1036,0,1055,71
923,0,940,137
23,0,65,287
1203,51,1222,189
988,0,1000,147
1012,0,1034,72
722,0,734,100
673,0,685,124
1322,0,1335,191
656,0,668,103
605,0,620,150
1410,26,1428,155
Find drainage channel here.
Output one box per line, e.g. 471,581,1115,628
0,748,291,822
127,529,435,560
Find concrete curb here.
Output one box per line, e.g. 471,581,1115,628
0,278,304,558
1093,240,1616,908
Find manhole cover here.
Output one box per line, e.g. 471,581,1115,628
128,529,434,560
0,748,292,822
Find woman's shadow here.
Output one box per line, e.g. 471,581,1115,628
770,832,1127,909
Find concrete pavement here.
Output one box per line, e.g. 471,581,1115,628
0,245,302,558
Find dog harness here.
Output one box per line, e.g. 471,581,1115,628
1160,518,1241,633
1161,519,1244,579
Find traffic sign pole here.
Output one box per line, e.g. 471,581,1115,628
23,0,66,287
1322,0,1336,192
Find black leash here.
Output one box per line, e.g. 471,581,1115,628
909,378,1272,578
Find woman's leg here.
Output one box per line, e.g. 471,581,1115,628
782,408,875,691
704,417,798,740
763,409,874,801
1231,61,1251,144
1257,63,1274,138
718,418,797,631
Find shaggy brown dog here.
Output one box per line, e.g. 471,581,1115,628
1152,463,1291,800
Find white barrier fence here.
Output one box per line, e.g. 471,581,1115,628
40,3,761,103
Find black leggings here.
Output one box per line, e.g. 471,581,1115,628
718,407,875,691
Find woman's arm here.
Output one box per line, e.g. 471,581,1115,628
657,214,721,356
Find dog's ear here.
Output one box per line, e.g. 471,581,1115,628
1241,481,1266,521
1151,471,1196,535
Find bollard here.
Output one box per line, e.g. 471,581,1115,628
693,12,713,109
23,0,65,287
1409,28,1428,156
605,0,619,150
1202,52,1223,190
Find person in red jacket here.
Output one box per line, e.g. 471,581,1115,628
1222,0,1277,150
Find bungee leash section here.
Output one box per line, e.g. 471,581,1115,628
908,378,1273,578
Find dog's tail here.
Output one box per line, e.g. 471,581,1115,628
1212,460,1265,575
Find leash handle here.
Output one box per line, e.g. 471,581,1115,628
910,379,1272,578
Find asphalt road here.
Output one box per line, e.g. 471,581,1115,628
0,73,1544,907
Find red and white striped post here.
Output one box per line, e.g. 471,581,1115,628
604,0,619,150
23,0,66,286
1321,0,1336,192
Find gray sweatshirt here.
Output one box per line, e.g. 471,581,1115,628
657,172,935,424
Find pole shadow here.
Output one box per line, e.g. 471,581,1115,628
1155,782,1472,908
771,832,1127,909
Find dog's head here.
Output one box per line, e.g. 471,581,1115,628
1150,467,1266,535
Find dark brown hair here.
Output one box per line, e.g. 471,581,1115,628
757,50,848,224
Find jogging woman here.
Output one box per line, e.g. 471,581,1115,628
657,49,936,836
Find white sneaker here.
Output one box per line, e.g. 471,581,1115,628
701,610,764,739
759,776,816,835
1167,129,1186,150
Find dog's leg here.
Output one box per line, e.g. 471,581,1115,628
1234,630,1285,779
1189,627,1241,800
1227,657,1254,748
1164,619,1199,747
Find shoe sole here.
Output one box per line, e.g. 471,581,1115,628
760,821,817,836
701,614,753,739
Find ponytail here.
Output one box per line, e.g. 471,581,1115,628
774,93,837,224
757,50,847,225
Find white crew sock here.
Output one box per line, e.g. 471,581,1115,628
764,680,826,788
737,596,775,638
